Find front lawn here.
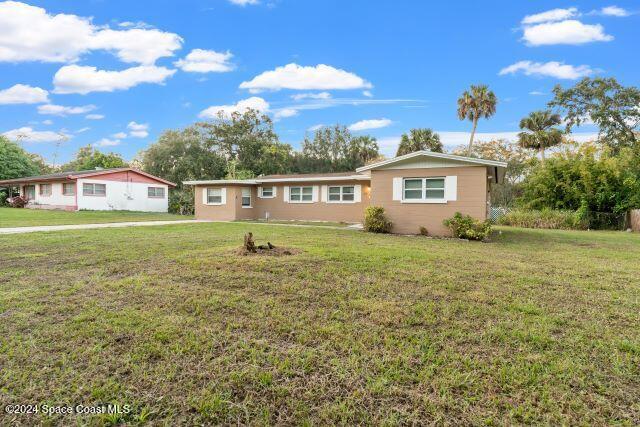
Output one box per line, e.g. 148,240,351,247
0,207,191,227
0,224,638,425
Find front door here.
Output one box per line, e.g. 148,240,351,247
24,185,35,200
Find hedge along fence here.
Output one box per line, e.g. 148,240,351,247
497,209,588,230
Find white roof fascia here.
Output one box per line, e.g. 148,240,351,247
183,179,258,185
355,150,507,172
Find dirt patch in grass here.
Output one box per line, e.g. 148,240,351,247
234,246,303,256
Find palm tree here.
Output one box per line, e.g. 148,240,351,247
396,128,443,156
457,84,497,155
518,110,564,162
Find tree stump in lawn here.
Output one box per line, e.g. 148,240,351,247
244,232,257,253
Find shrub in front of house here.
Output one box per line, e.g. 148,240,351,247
497,208,588,230
443,212,492,241
364,206,392,233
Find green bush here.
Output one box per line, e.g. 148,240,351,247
364,206,392,233
498,208,588,230
518,143,640,214
443,212,492,241
0,190,7,207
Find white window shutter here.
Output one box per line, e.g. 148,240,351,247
312,186,319,202
272,186,277,197
202,187,208,204
354,184,362,202
283,186,289,202
445,176,457,201
221,188,227,205
257,186,263,198
321,185,328,202
392,177,402,201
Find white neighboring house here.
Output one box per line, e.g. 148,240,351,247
0,168,176,212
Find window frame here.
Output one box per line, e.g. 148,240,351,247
402,177,446,203
289,186,313,203
147,186,165,199
206,188,223,205
39,183,52,197
260,186,274,198
241,187,252,208
83,182,106,197
327,185,356,203
62,182,75,196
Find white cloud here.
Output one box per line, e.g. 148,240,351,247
0,84,49,104
600,6,630,17
42,119,53,125
273,108,299,120
112,132,128,139
127,121,149,138
240,63,372,93
529,91,545,96
37,104,97,116
0,2,182,64
348,118,393,131
75,127,90,133
94,138,121,147
308,124,325,132
523,20,613,45
522,7,578,24
53,65,176,94
291,92,332,101
199,96,270,119
89,28,183,65
228,0,259,5
3,126,70,143
85,114,105,120
362,90,373,98
118,21,153,29
499,61,594,80
174,49,234,73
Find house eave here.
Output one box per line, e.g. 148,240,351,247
355,150,508,172
183,175,370,186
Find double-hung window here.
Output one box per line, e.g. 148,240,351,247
260,186,274,198
62,183,75,196
83,183,106,196
328,186,355,202
207,188,222,204
39,183,52,196
148,187,165,198
290,186,313,202
403,177,445,201
241,188,252,207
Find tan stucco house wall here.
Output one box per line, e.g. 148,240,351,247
185,151,506,236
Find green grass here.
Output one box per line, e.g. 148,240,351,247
0,224,638,425
0,207,191,227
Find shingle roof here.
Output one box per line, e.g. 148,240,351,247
259,172,358,179
0,168,176,187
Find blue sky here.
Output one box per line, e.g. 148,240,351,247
1,0,638,164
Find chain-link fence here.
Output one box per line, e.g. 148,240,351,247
489,206,510,223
